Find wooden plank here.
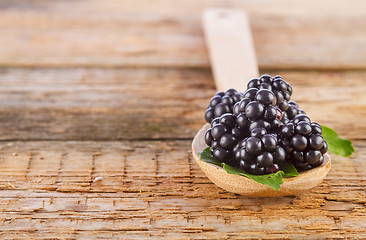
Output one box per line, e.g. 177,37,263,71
0,140,365,239
0,0,365,69
0,68,365,140
0,67,213,140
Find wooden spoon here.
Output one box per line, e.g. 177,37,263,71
192,9,331,197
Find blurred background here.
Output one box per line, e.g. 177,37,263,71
1,0,365,69
0,0,365,141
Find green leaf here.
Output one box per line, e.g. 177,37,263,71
199,147,221,166
281,161,299,178
222,163,284,190
321,125,355,157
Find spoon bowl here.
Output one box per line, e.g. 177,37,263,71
192,124,331,197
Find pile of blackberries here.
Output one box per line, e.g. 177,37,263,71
204,74,328,175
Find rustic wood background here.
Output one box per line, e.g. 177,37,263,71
0,0,365,239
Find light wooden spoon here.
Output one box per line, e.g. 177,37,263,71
192,9,331,197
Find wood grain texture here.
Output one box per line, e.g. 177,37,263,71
0,1,365,239
0,140,365,239
203,9,259,91
0,0,365,69
0,68,365,141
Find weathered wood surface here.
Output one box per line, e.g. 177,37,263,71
0,141,365,239
0,0,366,239
0,68,365,140
0,0,365,69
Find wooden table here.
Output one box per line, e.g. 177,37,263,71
0,1,365,239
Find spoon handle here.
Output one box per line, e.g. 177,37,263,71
203,9,259,92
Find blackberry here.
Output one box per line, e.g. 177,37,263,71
233,134,286,175
234,88,283,133
278,114,328,171
205,89,244,123
247,74,293,112
205,113,240,166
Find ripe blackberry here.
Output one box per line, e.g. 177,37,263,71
205,89,244,123
284,101,306,120
278,114,328,171
205,113,240,166
247,74,293,112
233,132,286,175
234,87,283,134
230,87,286,174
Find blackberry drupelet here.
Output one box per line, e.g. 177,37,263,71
278,114,328,171
204,89,244,123
284,100,306,120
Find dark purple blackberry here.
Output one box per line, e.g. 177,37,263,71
233,134,286,175
247,74,293,112
205,89,244,123
234,88,283,134
278,114,328,171
226,86,286,175
205,113,240,166
284,100,306,120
